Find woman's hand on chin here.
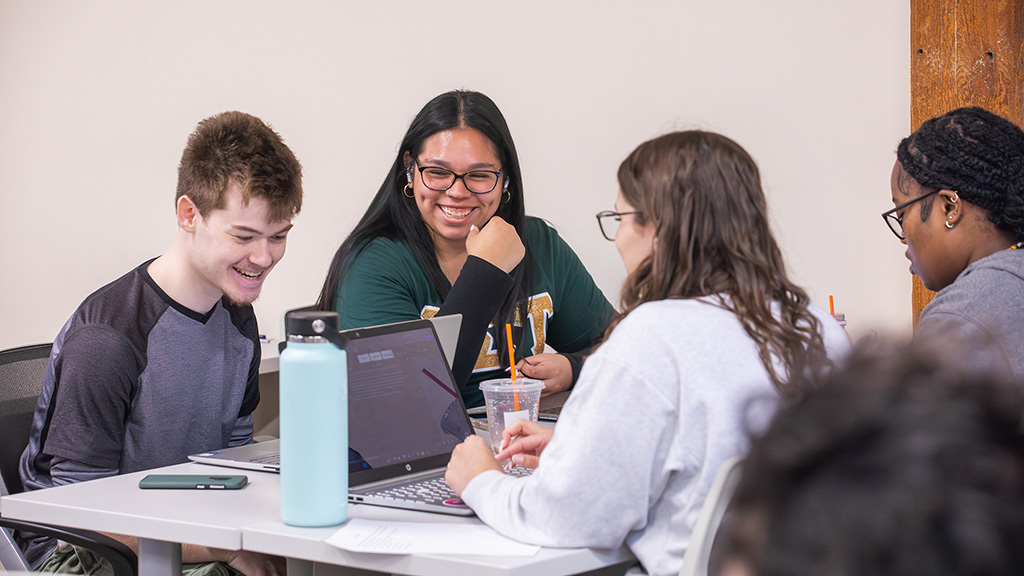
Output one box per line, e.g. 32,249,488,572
466,217,524,274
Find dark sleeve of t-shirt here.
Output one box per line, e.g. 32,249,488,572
226,300,261,417
239,345,260,417
44,324,138,470
560,350,587,386
438,256,514,390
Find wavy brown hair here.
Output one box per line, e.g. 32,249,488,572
613,131,829,394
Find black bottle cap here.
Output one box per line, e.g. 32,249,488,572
286,310,340,337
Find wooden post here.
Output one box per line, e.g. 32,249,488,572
909,0,1024,328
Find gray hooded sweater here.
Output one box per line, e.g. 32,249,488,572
917,247,1024,382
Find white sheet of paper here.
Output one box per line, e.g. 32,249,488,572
324,518,540,556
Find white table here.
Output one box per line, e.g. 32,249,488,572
1,462,634,576
244,507,633,576
1,462,273,576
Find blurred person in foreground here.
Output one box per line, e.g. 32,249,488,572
720,337,1024,576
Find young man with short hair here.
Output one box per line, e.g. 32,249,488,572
19,111,303,576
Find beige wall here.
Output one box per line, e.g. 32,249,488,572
0,1,911,351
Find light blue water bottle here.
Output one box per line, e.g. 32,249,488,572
279,310,348,527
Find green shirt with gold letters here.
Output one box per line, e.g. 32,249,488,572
334,218,614,407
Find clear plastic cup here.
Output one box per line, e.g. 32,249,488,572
478,378,545,454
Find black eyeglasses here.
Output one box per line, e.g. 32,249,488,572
596,210,641,241
881,189,939,240
415,162,503,194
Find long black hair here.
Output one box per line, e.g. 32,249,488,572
316,90,533,365
897,106,1024,242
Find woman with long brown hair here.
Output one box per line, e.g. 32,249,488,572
446,130,850,576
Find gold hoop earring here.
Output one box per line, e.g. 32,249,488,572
501,189,511,204
404,184,415,198
951,192,959,203
946,218,955,229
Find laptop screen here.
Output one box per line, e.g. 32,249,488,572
345,320,472,485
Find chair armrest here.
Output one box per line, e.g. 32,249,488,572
0,517,137,576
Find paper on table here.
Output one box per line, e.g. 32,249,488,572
324,518,540,556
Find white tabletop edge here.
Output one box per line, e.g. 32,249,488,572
1,495,243,550
241,520,635,576
0,462,276,550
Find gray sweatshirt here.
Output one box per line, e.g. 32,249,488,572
917,248,1024,382
460,297,851,576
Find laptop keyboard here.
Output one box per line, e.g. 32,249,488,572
507,465,533,477
367,476,458,504
365,467,533,505
251,453,280,465
539,405,562,416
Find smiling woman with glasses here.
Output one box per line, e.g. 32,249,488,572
316,90,613,408
887,106,1024,382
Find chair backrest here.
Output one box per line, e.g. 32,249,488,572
0,343,138,575
0,343,52,497
679,456,743,576
0,343,52,572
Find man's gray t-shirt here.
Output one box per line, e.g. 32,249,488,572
18,260,260,565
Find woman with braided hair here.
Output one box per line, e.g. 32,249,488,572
883,106,1024,379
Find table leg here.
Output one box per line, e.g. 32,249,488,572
287,557,313,576
138,538,182,576
304,561,389,576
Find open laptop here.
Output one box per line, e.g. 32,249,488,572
190,315,477,515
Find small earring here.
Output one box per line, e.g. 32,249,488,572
501,189,511,204
946,218,955,229
404,184,414,198
951,192,959,203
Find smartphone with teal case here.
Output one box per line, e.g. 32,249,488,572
138,474,248,490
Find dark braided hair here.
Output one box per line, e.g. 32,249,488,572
897,106,1024,242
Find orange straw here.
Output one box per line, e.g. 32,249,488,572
505,323,519,411
828,295,835,316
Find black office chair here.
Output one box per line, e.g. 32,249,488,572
0,343,138,576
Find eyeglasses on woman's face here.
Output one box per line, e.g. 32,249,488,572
881,189,940,240
596,210,641,241
414,161,503,194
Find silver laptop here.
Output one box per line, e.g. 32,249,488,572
190,315,477,515
538,391,569,421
